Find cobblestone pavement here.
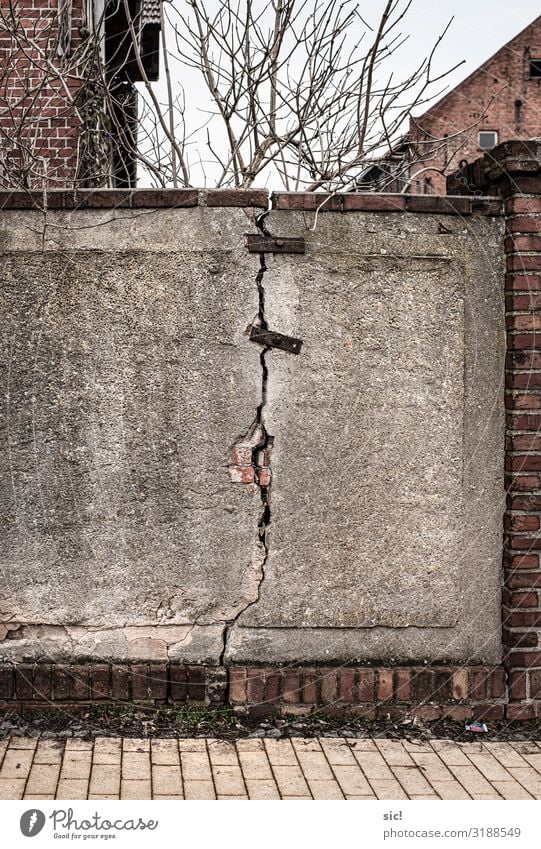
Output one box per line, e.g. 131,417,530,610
1,737,541,800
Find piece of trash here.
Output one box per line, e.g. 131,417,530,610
465,722,488,733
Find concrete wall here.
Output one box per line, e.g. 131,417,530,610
0,194,506,666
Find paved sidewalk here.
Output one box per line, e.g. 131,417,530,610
1,737,541,800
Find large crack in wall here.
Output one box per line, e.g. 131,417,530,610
221,213,274,666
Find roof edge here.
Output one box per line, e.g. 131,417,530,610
413,13,541,122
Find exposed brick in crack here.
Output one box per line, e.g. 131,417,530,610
221,211,274,671
228,420,270,488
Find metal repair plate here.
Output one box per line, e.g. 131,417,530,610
249,326,303,354
245,234,306,254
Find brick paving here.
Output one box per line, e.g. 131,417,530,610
1,737,541,800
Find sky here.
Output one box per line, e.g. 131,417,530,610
388,0,541,109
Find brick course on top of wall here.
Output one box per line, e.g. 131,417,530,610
0,188,267,209
0,188,503,214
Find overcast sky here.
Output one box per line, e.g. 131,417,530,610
389,0,540,104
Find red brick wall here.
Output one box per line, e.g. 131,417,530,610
0,0,86,188
409,16,541,194
495,145,541,717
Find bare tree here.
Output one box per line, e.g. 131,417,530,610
156,0,466,191
0,0,467,193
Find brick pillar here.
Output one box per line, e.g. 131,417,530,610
483,141,541,717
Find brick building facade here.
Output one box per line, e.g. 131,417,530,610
0,0,86,188
0,0,160,189
363,14,541,195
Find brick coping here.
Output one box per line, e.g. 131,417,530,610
0,189,502,215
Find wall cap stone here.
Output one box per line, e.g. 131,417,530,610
0,189,503,215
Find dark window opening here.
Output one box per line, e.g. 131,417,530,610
442,133,449,165
515,99,523,125
105,0,161,84
530,59,541,78
101,0,162,188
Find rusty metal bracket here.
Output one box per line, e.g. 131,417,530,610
249,326,303,354
245,234,305,254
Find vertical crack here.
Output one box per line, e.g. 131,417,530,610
220,212,273,669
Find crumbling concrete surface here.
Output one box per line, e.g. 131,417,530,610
230,210,506,664
0,208,264,662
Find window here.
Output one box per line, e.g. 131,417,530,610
478,131,498,150
529,59,541,78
